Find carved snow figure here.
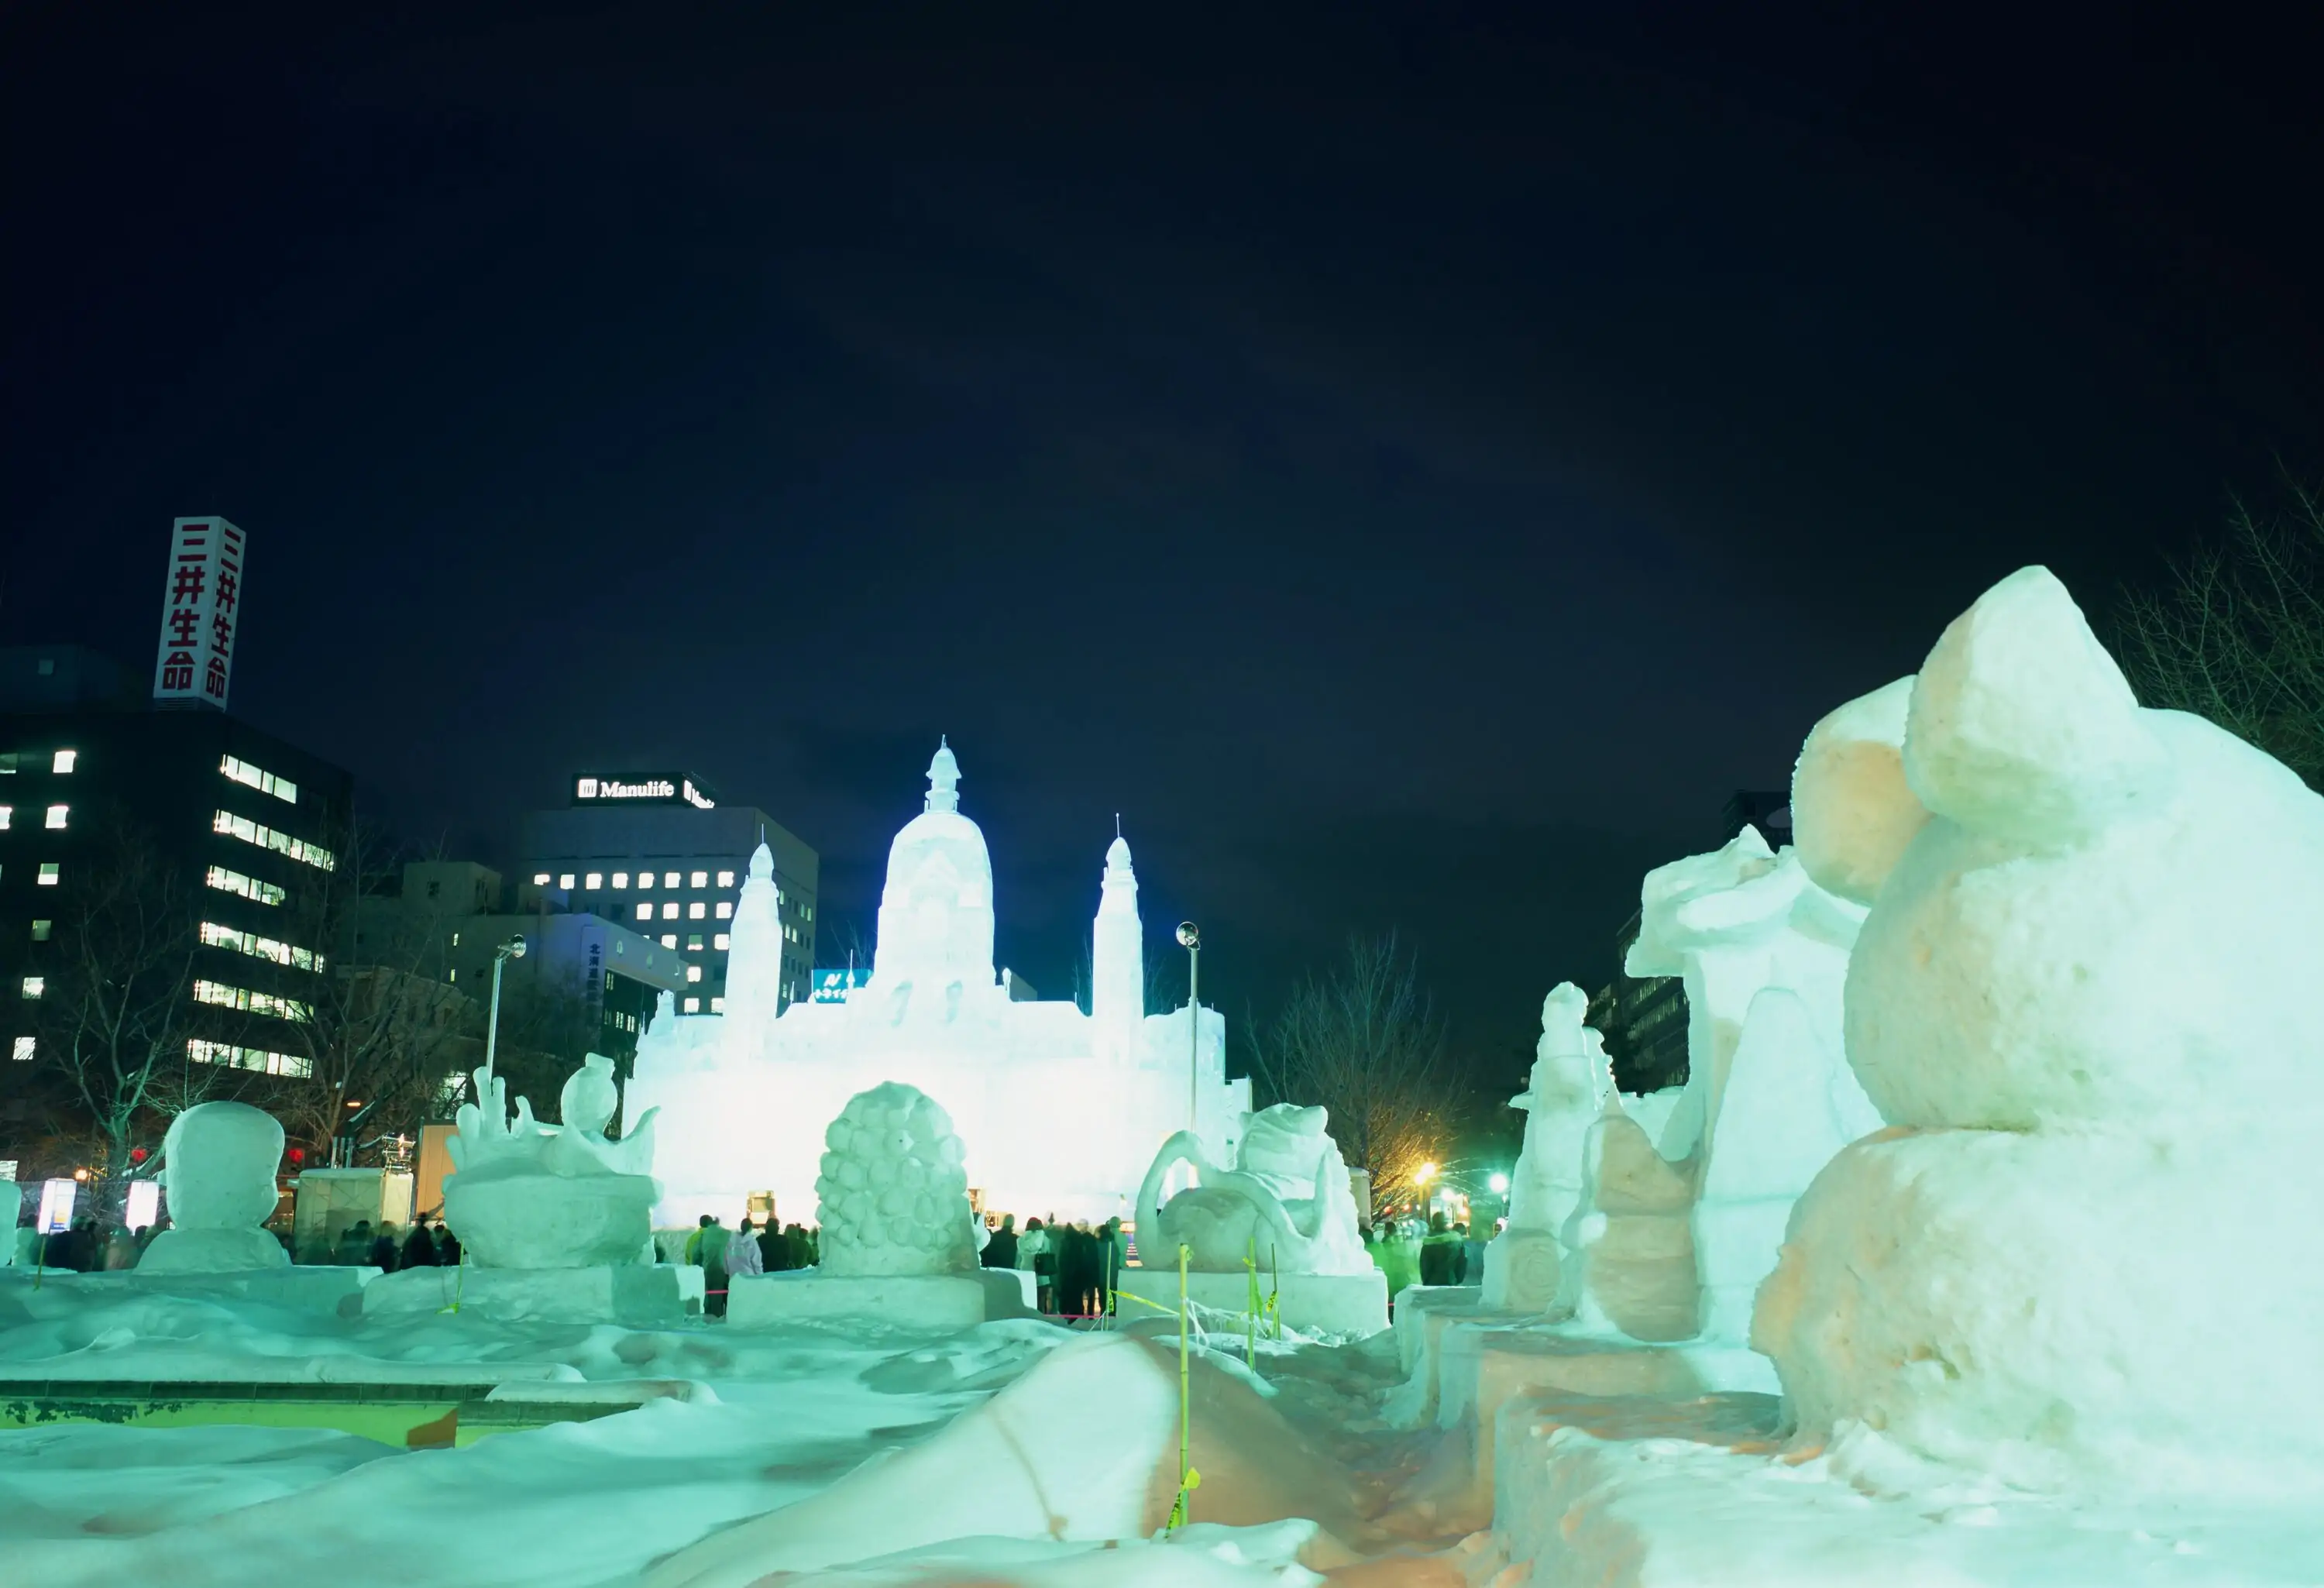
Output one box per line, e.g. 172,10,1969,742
1756,566,2324,1497
443,1054,661,1270
1136,1103,1371,1276
1480,983,1607,1312
139,1101,290,1273
814,1081,978,1278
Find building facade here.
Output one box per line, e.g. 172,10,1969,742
2,645,354,1097
518,773,819,1018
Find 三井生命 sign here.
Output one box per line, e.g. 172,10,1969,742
152,517,248,710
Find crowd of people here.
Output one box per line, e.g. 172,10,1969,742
981,1214,1123,1317
327,1218,461,1270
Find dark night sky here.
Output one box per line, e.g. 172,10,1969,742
5,7,2321,1079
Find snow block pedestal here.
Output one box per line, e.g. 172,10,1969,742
362,1263,690,1326
1114,1266,1388,1337
131,1265,376,1314
726,1271,987,1331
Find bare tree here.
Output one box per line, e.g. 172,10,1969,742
270,820,477,1160
2116,483,2324,789
29,813,217,1190
1246,933,1459,1201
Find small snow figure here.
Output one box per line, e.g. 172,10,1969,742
815,1082,978,1277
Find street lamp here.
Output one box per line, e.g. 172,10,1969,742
1488,1171,1511,1195
484,933,527,1076
1176,922,1200,1132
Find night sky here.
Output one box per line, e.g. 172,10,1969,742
6,9,2321,1081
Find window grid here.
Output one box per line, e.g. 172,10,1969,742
213,810,335,871
220,754,297,804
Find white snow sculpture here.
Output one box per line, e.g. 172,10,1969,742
1480,983,1607,1311
815,1081,978,1278
627,744,1252,1229
1136,1104,1371,1276
1614,822,1881,1342
443,1054,661,1270
1755,565,2324,1497
139,1101,288,1273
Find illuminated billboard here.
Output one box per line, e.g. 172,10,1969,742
572,773,716,809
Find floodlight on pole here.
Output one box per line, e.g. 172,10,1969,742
1489,1171,1511,1195
1177,922,1201,1132
484,933,527,1078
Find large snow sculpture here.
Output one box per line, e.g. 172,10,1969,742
442,1055,661,1270
139,1101,289,1273
815,1081,978,1278
627,744,1251,1228
1593,821,1880,1345
1136,1104,1370,1277
1755,565,2324,1496
1480,983,1607,1312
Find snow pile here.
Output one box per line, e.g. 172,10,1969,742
140,1102,288,1274
815,1083,978,1277
1756,565,2324,1496
647,1331,1361,1586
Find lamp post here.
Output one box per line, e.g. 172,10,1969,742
484,933,527,1075
1176,922,1201,1133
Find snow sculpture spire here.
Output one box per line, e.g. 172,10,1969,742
926,736,961,813
722,840,785,1034
872,738,997,999
1092,829,1144,1061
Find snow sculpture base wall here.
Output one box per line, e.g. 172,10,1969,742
1113,1266,1388,1338
137,1226,288,1275
725,1271,987,1332
443,1174,658,1271
361,1263,693,1327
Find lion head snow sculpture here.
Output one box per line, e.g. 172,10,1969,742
1136,1103,1371,1276
814,1081,979,1277
1753,565,2324,1496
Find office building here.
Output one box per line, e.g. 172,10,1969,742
519,773,818,1017
356,860,689,1075
2,644,354,1097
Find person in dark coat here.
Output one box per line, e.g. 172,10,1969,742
434,1222,461,1266
335,1219,373,1267
1097,1218,1123,1315
982,1214,1019,1270
759,1219,793,1272
369,1227,401,1271
400,1222,439,1268
1418,1211,1467,1286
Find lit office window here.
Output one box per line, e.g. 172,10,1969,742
803,904,814,922
585,872,603,889
534,873,552,885
713,933,730,950
612,872,629,889
37,863,59,886
11,1036,32,1062
52,750,76,773
30,920,51,942
717,870,734,888
219,755,297,803
194,980,312,1023
187,1039,312,1078
689,870,708,889
710,996,725,1013
558,873,576,889
660,934,677,949
45,804,67,830
688,902,706,919
683,996,701,1014
687,934,704,950
0,806,10,830
663,871,680,887
212,811,334,870
206,865,286,906
686,965,702,983
19,978,43,999
634,902,652,923
661,902,678,920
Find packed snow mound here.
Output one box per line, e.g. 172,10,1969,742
1761,564,2324,1494
647,1332,1361,1586
816,1083,978,1278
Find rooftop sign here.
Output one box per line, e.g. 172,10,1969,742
572,774,716,809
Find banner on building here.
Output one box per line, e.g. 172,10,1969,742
153,516,248,710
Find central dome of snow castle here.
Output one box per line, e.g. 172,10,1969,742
872,737,996,989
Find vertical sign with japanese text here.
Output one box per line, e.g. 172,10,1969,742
152,517,247,710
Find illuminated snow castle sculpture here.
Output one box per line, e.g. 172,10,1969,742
140,1101,292,1273
1755,566,2324,1497
1125,1102,1387,1335
627,741,1251,1229
367,1054,684,1323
